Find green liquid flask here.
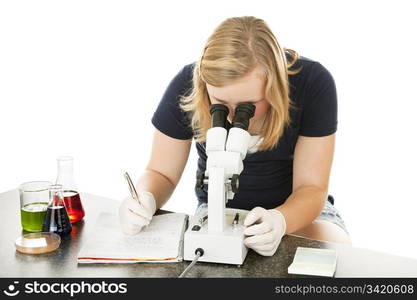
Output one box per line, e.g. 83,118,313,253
19,181,51,232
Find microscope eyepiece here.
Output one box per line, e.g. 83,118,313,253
210,104,229,129
231,102,256,130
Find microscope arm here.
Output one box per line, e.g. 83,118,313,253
205,126,251,232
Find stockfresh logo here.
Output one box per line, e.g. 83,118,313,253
3,281,20,297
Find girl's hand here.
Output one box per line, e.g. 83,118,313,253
243,207,287,256
118,191,156,235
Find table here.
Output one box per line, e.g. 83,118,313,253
1,189,417,277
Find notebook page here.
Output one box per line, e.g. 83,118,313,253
288,247,337,277
77,212,187,263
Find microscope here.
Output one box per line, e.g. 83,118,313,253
184,102,256,265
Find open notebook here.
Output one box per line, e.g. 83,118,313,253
77,212,188,263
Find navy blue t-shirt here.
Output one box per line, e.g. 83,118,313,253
151,55,337,210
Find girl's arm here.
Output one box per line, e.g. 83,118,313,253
136,128,192,210
276,133,335,234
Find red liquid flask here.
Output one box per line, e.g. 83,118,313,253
63,190,85,223
56,156,85,223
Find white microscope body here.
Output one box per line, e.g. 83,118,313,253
184,103,255,265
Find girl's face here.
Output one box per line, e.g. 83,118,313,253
206,66,270,134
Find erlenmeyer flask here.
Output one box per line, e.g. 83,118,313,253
56,156,85,223
42,184,72,235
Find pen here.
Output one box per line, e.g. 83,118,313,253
199,215,208,225
124,172,140,205
233,213,239,226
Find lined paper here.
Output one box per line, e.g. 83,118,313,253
77,212,187,263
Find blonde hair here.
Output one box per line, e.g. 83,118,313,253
180,16,301,151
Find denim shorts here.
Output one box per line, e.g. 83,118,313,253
315,198,349,235
195,196,349,235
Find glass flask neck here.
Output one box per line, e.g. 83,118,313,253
56,156,77,191
48,184,65,207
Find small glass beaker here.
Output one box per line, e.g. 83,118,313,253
19,181,52,232
42,184,72,236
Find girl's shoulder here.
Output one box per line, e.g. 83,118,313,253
288,55,336,107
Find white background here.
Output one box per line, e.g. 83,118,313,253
1,0,416,259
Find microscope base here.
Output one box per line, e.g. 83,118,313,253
183,208,249,265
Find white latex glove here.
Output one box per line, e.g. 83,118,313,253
118,190,156,235
243,207,287,256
